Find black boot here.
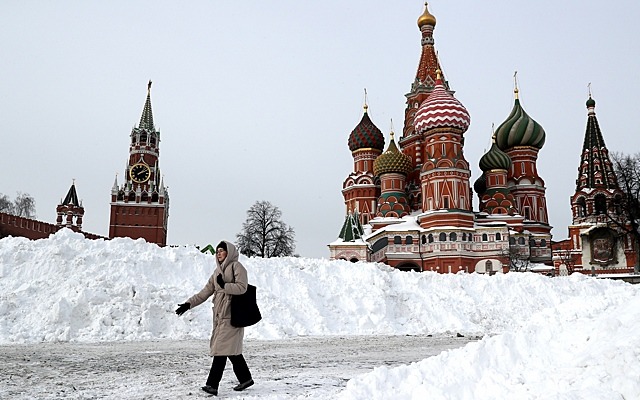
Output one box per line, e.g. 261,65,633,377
233,379,254,391
201,385,218,396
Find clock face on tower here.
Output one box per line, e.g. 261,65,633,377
130,163,151,183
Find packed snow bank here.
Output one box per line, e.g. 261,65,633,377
340,293,640,400
0,229,636,345
2,229,639,399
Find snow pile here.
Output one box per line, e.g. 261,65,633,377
1,229,639,399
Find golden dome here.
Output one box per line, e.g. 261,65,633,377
417,2,436,28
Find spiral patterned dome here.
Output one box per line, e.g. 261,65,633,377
495,90,545,150
348,106,385,152
373,134,413,176
473,173,487,195
479,141,512,171
414,74,471,134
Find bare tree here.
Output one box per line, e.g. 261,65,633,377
500,246,531,272
609,152,640,274
554,248,579,275
0,192,35,217
0,193,14,214
236,200,295,258
13,192,36,218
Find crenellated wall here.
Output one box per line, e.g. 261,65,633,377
0,212,106,241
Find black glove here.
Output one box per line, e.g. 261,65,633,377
216,274,226,288
175,302,190,316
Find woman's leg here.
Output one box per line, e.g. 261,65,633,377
206,356,228,388
228,354,252,383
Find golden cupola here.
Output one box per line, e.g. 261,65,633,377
417,2,436,28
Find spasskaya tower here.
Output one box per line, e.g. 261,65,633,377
109,81,169,245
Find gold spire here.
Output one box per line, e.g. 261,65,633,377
513,71,519,99
363,88,369,113
436,68,442,80
389,119,395,141
417,2,437,28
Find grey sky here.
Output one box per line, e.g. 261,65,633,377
1,1,639,258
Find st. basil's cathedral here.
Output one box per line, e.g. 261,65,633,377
329,3,637,275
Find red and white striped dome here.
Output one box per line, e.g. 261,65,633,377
414,77,470,134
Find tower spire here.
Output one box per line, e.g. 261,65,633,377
138,80,155,131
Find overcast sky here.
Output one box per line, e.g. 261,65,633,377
1,1,639,258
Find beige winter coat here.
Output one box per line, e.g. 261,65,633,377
186,241,248,356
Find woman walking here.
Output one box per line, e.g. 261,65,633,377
175,240,254,396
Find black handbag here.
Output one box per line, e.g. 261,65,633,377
230,265,262,328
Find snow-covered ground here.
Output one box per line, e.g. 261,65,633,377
1,229,639,399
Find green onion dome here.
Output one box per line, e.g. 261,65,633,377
495,89,546,150
479,139,512,171
473,173,487,195
586,96,596,108
348,105,385,152
373,132,413,176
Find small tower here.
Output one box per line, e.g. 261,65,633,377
57,181,84,230
494,76,551,262
566,93,630,268
373,129,412,218
477,133,515,215
342,97,385,225
109,81,169,245
414,69,473,229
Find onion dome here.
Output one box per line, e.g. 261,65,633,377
348,104,385,152
495,88,545,150
586,96,596,108
414,71,471,134
373,131,413,176
417,2,436,28
473,173,487,195
479,136,512,171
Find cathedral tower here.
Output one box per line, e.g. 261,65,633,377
109,81,169,245
342,102,385,225
399,2,449,210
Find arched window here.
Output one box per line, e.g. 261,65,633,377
450,232,457,241
394,236,402,244
439,232,447,242
406,236,413,245
509,237,516,245
540,239,547,248
482,233,488,241
496,232,502,241
529,238,536,247
594,194,607,214
518,237,525,245
428,234,434,243
421,235,427,244
128,191,135,202
577,197,587,217
462,232,467,241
